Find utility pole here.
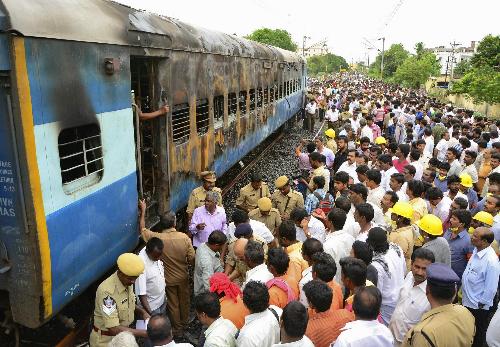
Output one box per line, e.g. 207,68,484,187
379,37,385,79
449,41,461,81
302,36,311,57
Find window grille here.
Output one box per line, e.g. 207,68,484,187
257,88,263,108
172,103,190,145
58,124,103,192
213,95,224,129
263,88,269,106
269,87,275,103
239,91,247,115
196,99,209,135
228,92,237,124
249,89,256,111
279,84,283,99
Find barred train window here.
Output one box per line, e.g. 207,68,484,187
196,99,209,135
172,103,190,145
213,95,224,129
239,91,247,115
263,88,268,106
269,86,275,103
249,89,256,111
58,124,103,193
257,88,263,108
228,92,237,124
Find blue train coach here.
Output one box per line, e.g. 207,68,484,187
0,0,306,328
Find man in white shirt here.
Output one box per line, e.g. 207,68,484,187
350,112,361,133
434,131,449,162
426,187,452,223
272,301,314,347
147,315,193,347
304,100,317,131
423,128,434,157
388,248,434,346
378,154,399,192
337,149,359,184
333,286,394,347
136,238,167,315
366,170,385,209
408,151,423,181
367,228,406,325
237,281,282,347
447,147,463,177
461,150,479,186
324,208,355,284
242,240,273,289
290,207,326,243
298,238,324,307
194,292,237,347
314,137,335,169
359,118,374,142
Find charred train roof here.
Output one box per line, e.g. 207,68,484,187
0,0,304,63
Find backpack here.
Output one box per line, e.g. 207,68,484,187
313,191,334,214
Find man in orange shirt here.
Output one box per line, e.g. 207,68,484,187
311,252,344,310
208,272,249,329
266,248,299,308
304,280,354,347
278,220,309,282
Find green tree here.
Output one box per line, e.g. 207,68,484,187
369,43,410,79
415,42,425,59
393,51,441,88
452,35,500,105
306,53,349,76
453,59,472,77
245,28,298,52
470,34,500,68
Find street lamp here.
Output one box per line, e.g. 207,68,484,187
378,37,385,79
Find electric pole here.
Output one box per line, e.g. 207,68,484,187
450,41,461,81
379,37,385,79
302,36,311,57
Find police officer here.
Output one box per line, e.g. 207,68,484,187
402,263,475,347
271,175,304,220
89,253,150,347
248,197,281,237
186,171,222,221
235,172,270,212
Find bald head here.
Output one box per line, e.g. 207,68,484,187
234,238,248,260
472,227,495,251
147,314,172,345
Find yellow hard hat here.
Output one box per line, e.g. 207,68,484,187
390,201,414,220
375,137,386,145
325,128,336,139
417,214,443,236
460,173,473,188
275,176,289,189
257,197,272,212
473,211,494,227
117,253,144,277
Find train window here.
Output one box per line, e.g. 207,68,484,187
239,90,247,115
213,95,224,129
228,92,237,124
279,84,283,99
263,88,269,106
196,99,210,135
269,86,275,103
249,89,256,111
172,103,191,145
274,83,279,100
257,88,263,108
58,124,103,193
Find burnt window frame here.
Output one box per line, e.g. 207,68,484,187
269,86,275,103
239,90,248,116
58,123,104,194
195,99,210,136
171,103,191,145
263,87,269,106
228,92,238,124
257,87,263,108
213,95,224,129
249,89,256,112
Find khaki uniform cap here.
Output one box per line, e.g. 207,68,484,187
258,197,272,211
117,253,144,276
201,171,217,182
275,176,289,189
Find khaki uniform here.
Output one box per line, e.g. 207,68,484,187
226,234,268,284
186,186,222,215
248,208,282,235
388,225,415,272
235,183,271,212
402,304,475,347
326,139,337,153
89,272,136,347
141,227,195,336
271,189,304,219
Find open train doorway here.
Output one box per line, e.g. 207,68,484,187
130,56,169,228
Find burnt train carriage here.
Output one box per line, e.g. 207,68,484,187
0,0,305,328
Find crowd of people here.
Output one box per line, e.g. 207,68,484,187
90,73,500,347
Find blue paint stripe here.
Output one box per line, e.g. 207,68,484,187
24,38,131,126
47,172,138,312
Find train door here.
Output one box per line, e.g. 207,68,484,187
130,57,169,227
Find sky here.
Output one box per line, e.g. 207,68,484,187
116,0,498,64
